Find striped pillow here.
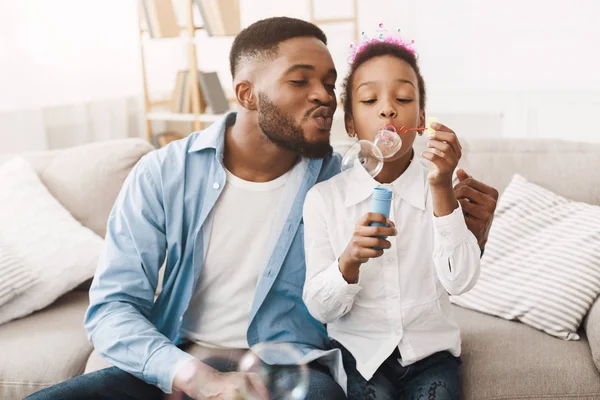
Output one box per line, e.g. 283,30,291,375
450,174,600,340
0,240,37,307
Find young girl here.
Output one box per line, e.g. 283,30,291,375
302,35,481,399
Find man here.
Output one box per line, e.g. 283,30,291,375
27,17,498,400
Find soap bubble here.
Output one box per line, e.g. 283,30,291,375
341,127,403,177
237,342,309,400
374,126,403,159
341,140,384,177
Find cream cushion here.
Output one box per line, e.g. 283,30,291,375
0,139,154,400
0,158,104,325
0,139,155,238
0,291,92,399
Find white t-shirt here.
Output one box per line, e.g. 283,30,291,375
182,167,289,348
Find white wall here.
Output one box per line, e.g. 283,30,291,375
0,0,144,152
411,0,600,141
1,0,599,151
0,0,141,111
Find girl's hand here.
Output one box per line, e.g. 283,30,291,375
338,213,397,283
421,122,463,189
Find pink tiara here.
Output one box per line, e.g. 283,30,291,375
348,23,416,65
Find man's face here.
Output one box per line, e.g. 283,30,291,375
255,37,337,159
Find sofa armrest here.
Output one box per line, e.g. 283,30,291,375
584,296,600,373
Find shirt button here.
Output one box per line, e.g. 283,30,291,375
213,182,220,190
157,384,162,389
179,316,183,322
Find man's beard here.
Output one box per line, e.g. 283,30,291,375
257,93,332,159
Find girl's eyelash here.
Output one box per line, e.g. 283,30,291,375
360,99,413,104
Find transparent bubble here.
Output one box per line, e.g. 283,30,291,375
341,127,404,177
237,342,309,400
373,128,402,159
341,140,384,177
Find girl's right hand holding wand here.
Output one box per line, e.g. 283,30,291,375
338,213,397,284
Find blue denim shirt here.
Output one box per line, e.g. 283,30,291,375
84,112,342,393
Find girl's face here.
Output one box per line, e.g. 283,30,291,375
345,55,425,162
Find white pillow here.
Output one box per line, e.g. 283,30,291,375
450,174,600,340
0,157,104,325
0,241,37,306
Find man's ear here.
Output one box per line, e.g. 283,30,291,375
344,113,356,137
235,80,257,111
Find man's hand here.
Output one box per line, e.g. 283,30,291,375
453,169,499,249
173,359,269,400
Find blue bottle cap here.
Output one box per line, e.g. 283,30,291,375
372,187,393,201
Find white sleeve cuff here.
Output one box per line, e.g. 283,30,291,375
321,259,363,299
432,202,470,252
303,259,362,323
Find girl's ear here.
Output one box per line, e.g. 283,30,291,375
418,109,426,136
345,113,356,138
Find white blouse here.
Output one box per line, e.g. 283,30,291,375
302,157,481,380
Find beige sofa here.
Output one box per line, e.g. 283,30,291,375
1,138,599,400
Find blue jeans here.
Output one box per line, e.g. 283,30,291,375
334,341,461,400
25,353,346,400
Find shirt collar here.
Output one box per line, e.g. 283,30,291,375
188,111,237,155
344,152,427,211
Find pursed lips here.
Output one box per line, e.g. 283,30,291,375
312,106,334,130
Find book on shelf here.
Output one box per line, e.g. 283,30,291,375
140,0,180,38
170,70,229,115
169,71,188,113
196,71,230,114
194,0,241,36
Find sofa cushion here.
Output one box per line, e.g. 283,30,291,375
334,138,600,206
0,158,105,325
0,240,37,306
455,304,600,400
84,349,113,374
454,139,600,206
0,290,92,400
451,174,600,340
0,139,154,238
584,296,600,373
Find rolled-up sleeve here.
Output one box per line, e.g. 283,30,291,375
302,188,362,324
83,155,194,393
432,202,481,296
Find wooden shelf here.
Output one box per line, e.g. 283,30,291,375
149,99,172,108
139,0,210,141
139,29,210,43
147,111,224,123
138,0,357,143
311,17,356,25
140,26,206,34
